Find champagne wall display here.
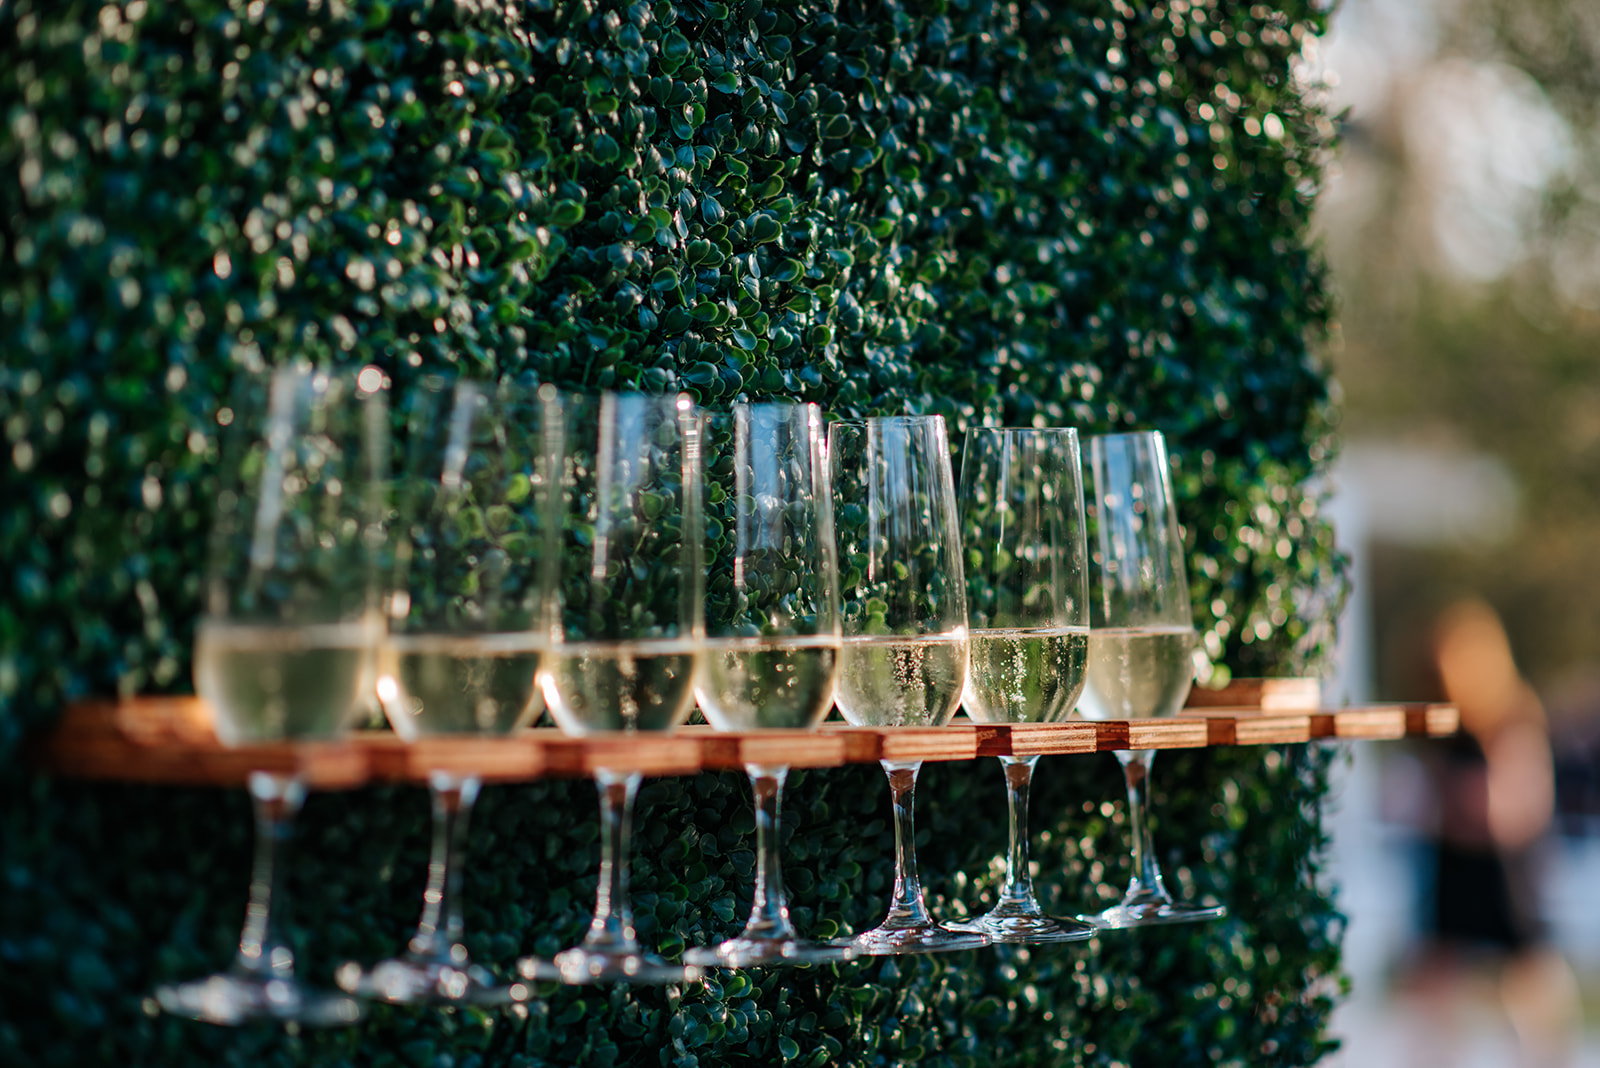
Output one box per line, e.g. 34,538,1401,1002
0,1,1347,1065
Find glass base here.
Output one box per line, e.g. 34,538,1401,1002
540,946,704,985
832,923,990,956
156,971,364,1027
947,910,1096,945
684,936,857,969
336,956,528,1006
1081,900,1228,929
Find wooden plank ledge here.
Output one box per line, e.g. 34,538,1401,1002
538,730,704,777
683,725,849,770
33,686,1459,788
1191,711,1313,747
971,721,1100,758
1406,704,1460,738
35,727,368,790
1123,718,1210,750
1186,677,1321,711
816,724,983,763
1309,706,1407,740
363,733,547,783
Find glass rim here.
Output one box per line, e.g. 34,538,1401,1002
545,387,697,409
827,413,946,427
1088,429,1166,443
699,400,823,425
963,425,1079,437
701,399,820,413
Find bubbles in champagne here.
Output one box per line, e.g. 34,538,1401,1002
963,626,1089,724
1075,625,1196,721
541,639,700,735
695,635,840,731
834,633,969,727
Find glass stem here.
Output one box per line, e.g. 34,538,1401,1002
407,772,481,964
1116,749,1171,904
881,760,934,929
582,768,642,954
995,755,1042,911
234,771,307,979
739,764,797,942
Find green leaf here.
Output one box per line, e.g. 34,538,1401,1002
750,215,782,243
549,200,586,227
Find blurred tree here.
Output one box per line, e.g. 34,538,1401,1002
1323,0,1600,702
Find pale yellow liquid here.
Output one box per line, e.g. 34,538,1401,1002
834,633,968,727
541,639,699,735
694,635,840,731
382,633,544,740
963,626,1089,724
194,620,374,745
1075,625,1196,721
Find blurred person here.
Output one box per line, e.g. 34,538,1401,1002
1404,599,1580,1068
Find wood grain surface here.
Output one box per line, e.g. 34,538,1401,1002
33,680,1457,788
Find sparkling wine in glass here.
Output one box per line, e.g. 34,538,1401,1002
520,391,705,985
1076,430,1226,928
684,403,852,969
827,415,987,955
156,364,387,1027
338,377,553,1005
949,428,1095,945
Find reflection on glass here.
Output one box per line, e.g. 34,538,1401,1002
338,378,553,1005
521,392,706,985
827,415,987,955
156,365,386,1027
685,403,852,969
1077,430,1226,929
950,427,1095,945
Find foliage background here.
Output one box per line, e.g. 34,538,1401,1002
0,0,1346,1065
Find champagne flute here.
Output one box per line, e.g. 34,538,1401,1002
684,403,853,968
949,428,1096,944
524,391,705,985
827,415,987,955
156,365,386,1026
338,377,553,1005
1076,430,1226,928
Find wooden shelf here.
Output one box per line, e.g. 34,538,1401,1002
31,679,1459,789
1184,676,1323,711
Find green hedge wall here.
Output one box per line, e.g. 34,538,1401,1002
0,0,1346,1065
